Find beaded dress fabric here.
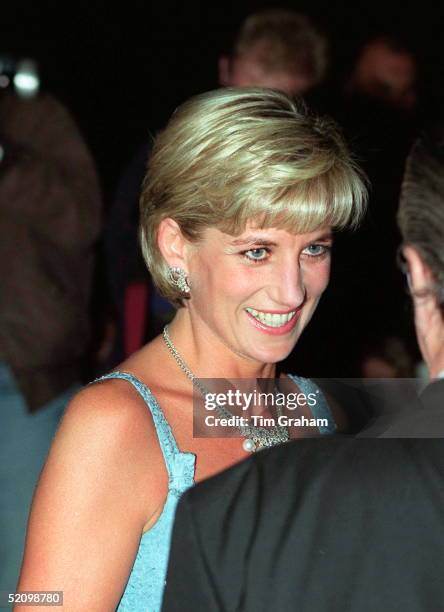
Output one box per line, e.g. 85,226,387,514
92,372,195,612
91,371,335,611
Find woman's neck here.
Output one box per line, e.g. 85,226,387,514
166,309,277,380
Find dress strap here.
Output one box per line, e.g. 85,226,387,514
90,371,181,478
287,374,337,435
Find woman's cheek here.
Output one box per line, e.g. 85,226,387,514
303,260,331,297
316,257,331,291
320,260,331,291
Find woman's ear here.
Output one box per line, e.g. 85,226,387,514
157,218,189,269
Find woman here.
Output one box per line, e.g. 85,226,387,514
16,88,366,611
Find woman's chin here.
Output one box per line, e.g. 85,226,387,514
245,341,298,366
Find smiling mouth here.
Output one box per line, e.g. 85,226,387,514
245,307,298,328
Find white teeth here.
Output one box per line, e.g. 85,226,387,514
245,308,296,327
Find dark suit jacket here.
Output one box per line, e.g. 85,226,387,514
162,438,444,612
380,380,444,437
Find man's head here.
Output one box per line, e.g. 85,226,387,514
348,37,417,111
398,127,444,376
219,10,328,98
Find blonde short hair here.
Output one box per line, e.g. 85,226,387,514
140,87,367,307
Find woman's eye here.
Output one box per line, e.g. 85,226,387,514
302,244,330,257
243,247,270,262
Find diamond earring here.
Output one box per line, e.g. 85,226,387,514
168,266,190,293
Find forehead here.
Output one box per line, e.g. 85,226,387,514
232,46,311,95
362,44,416,79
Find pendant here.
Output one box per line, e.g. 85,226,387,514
242,438,256,453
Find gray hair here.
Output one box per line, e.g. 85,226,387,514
398,127,444,306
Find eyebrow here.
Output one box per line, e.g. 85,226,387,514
229,232,333,247
311,232,333,242
229,235,278,247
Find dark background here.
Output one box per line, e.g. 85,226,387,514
2,0,443,200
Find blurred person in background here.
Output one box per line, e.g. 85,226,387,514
297,34,420,378
0,56,101,594
103,8,329,370
103,138,174,368
359,336,416,378
219,9,328,98
345,36,417,113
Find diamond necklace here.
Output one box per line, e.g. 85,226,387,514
162,325,290,452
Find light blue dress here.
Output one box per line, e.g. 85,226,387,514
92,371,336,612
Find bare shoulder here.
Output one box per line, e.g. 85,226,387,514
16,377,167,610
60,377,154,440
54,376,169,513
52,379,158,471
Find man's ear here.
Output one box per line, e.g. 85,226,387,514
218,55,230,86
402,245,435,294
402,245,444,378
157,218,190,270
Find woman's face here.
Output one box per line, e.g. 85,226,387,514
186,223,332,364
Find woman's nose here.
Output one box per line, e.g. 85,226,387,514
267,262,307,309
